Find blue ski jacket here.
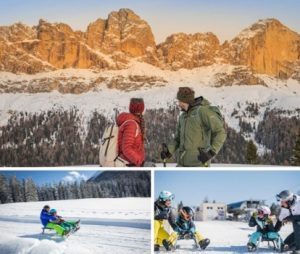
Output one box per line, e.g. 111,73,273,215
40,209,57,226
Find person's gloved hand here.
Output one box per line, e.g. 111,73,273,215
161,143,172,160
155,210,169,220
265,218,272,225
174,227,183,235
252,211,258,218
198,149,216,164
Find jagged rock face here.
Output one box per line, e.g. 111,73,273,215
224,19,300,77
214,66,266,87
0,23,51,74
0,12,300,81
0,23,36,42
86,9,159,66
32,20,111,70
157,32,220,70
86,8,157,63
0,9,156,73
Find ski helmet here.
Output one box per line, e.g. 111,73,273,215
276,190,294,202
180,206,194,221
158,190,175,202
257,206,271,216
49,208,57,214
276,190,296,208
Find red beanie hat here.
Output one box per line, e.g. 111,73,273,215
129,98,145,114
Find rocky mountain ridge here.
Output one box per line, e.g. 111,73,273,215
0,9,300,86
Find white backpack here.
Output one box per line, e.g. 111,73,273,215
99,120,139,167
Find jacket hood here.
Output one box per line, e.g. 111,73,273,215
116,112,140,126
189,96,210,110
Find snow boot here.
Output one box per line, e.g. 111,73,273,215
154,244,160,252
199,238,210,250
63,229,71,237
281,243,289,252
247,242,257,252
163,239,174,251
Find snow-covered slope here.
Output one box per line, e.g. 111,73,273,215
0,198,150,254
159,220,293,253
0,61,299,132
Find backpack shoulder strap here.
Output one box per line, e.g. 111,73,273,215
120,120,140,137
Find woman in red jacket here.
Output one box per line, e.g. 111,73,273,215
117,98,146,167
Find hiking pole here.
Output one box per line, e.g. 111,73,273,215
162,143,168,167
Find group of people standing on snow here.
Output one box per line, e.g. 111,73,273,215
154,190,300,253
99,87,227,167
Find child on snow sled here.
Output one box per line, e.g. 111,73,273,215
40,205,79,236
247,206,283,252
49,208,80,232
162,206,210,251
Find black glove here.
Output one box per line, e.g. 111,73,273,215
154,210,169,220
198,149,216,164
161,143,172,160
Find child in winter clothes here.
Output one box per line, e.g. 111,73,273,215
49,208,80,232
247,206,283,252
40,205,79,236
162,206,210,251
154,190,177,252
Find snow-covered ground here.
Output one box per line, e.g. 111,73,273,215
0,198,151,254
159,220,293,253
1,62,299,131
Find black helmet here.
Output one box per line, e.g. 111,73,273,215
43,205,50,210
180,206,194,221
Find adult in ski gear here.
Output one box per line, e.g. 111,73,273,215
247,206,283,252
49,208,80,232
116,98,145,167
274,190,300,253
154,190,177,251
161,87,226,167
162,206,210,251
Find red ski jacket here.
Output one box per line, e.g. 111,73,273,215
117,113,145,166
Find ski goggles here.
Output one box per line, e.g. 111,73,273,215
160,194,175,202
258,210,264,215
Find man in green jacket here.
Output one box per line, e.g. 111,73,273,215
161,87,226,167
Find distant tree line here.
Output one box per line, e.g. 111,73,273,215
0,173,150,204
255,109,300,165
0,106,299,166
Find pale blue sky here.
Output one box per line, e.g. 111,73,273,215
155,171,300,206
1,171,97,185
0,0,299,43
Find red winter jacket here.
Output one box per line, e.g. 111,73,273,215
117,113,145,167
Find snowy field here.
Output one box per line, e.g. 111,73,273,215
159,220,293,253
0,198,151,254
1,62,300,133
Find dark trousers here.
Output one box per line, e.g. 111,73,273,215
294,218,300,250
284,217,300,251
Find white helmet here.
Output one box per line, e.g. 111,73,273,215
158,190,175,202
258,206,271,216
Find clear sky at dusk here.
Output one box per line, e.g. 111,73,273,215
0,0,299,43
